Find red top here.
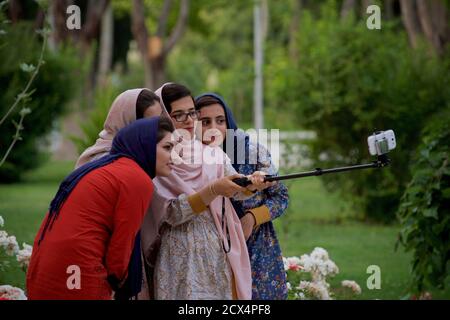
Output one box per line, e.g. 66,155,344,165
26,157,153,300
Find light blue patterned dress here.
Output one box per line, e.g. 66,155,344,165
231,141,289,300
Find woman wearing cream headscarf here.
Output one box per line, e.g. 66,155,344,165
140,83,273,300
76,88,162,168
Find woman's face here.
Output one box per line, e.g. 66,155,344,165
169,96,198,138
155,132,174,176
143,102,163,118
198,103,227,146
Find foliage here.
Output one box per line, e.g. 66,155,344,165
70,85,121,154
0,22,81,182
0,215,31,300
167,2,255,124
266,1,450,222
397,107,450,294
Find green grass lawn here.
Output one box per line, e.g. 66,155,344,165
0,161,76,289
1,161,449,299
273,181,450,299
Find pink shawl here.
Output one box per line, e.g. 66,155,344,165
75,88,145,168
140,83,252,300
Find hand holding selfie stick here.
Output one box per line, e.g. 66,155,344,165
232,130,396,188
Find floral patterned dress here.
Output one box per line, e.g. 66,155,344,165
231,141,289,300
153,163,252,300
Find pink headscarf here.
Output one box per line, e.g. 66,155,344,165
140,83,252,300
75,88,145,168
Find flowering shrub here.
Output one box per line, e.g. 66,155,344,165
341,280,362,295
0,285,27,300
284,247,361,300
16,244,33,270
0,215,32,300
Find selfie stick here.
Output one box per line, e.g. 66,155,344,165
232,154,391,187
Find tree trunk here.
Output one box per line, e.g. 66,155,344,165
400,0,421,48
384,0,394,20
50,0,108,53
150,55,167,89
360,0,372,16
131,0,153,88
78,0,110,107
156,0,173,37
433,0,450,48
97,2,114,87
34,9,45,30
132,0,190,89
416,0,449,55
78,0,109,51
51,0,73,47
162,0,190,56
8,0,22,23
341,0,356,20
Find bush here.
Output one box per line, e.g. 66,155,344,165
0,22,81,182
0,214,31,300
267,1,450,222
397,107,450,293
284,247,362,300
69,85,121,154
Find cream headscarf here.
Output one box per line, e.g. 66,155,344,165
75,88,146,168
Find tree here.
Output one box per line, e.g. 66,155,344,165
384,0,395,20
97,2,114,87
399,0,421,48
289,0,302,61
400,0,450,56
266,1,450,222
0,0,79,180
50,0,109,53
131,0,190,89
416,0,449,55
49,0,110,103
8,0,22,23
340,0,356,20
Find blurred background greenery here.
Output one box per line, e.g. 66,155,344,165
0,0,449,298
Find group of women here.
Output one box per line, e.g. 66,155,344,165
25,83,289,300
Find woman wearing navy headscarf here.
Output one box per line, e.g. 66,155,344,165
26,116,174,300
195,94,289,300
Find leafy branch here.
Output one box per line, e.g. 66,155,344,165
0,0,50,167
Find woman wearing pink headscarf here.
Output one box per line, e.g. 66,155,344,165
140,83,273,300
76,88,162,168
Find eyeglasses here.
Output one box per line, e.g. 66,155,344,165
170,110,200,122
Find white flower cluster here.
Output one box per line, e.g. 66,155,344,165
283,247,337,300
0,285,27,300
16,243,33,269
341,280,362,295
284,247,360,300
299,247,339,283
297,280,331,300
0,215,31,300
283,256,303,272
0,217,32,264
0,230,19,256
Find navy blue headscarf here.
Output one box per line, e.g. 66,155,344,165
195,93,250,172
38,117,160,299
195,93,252,218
